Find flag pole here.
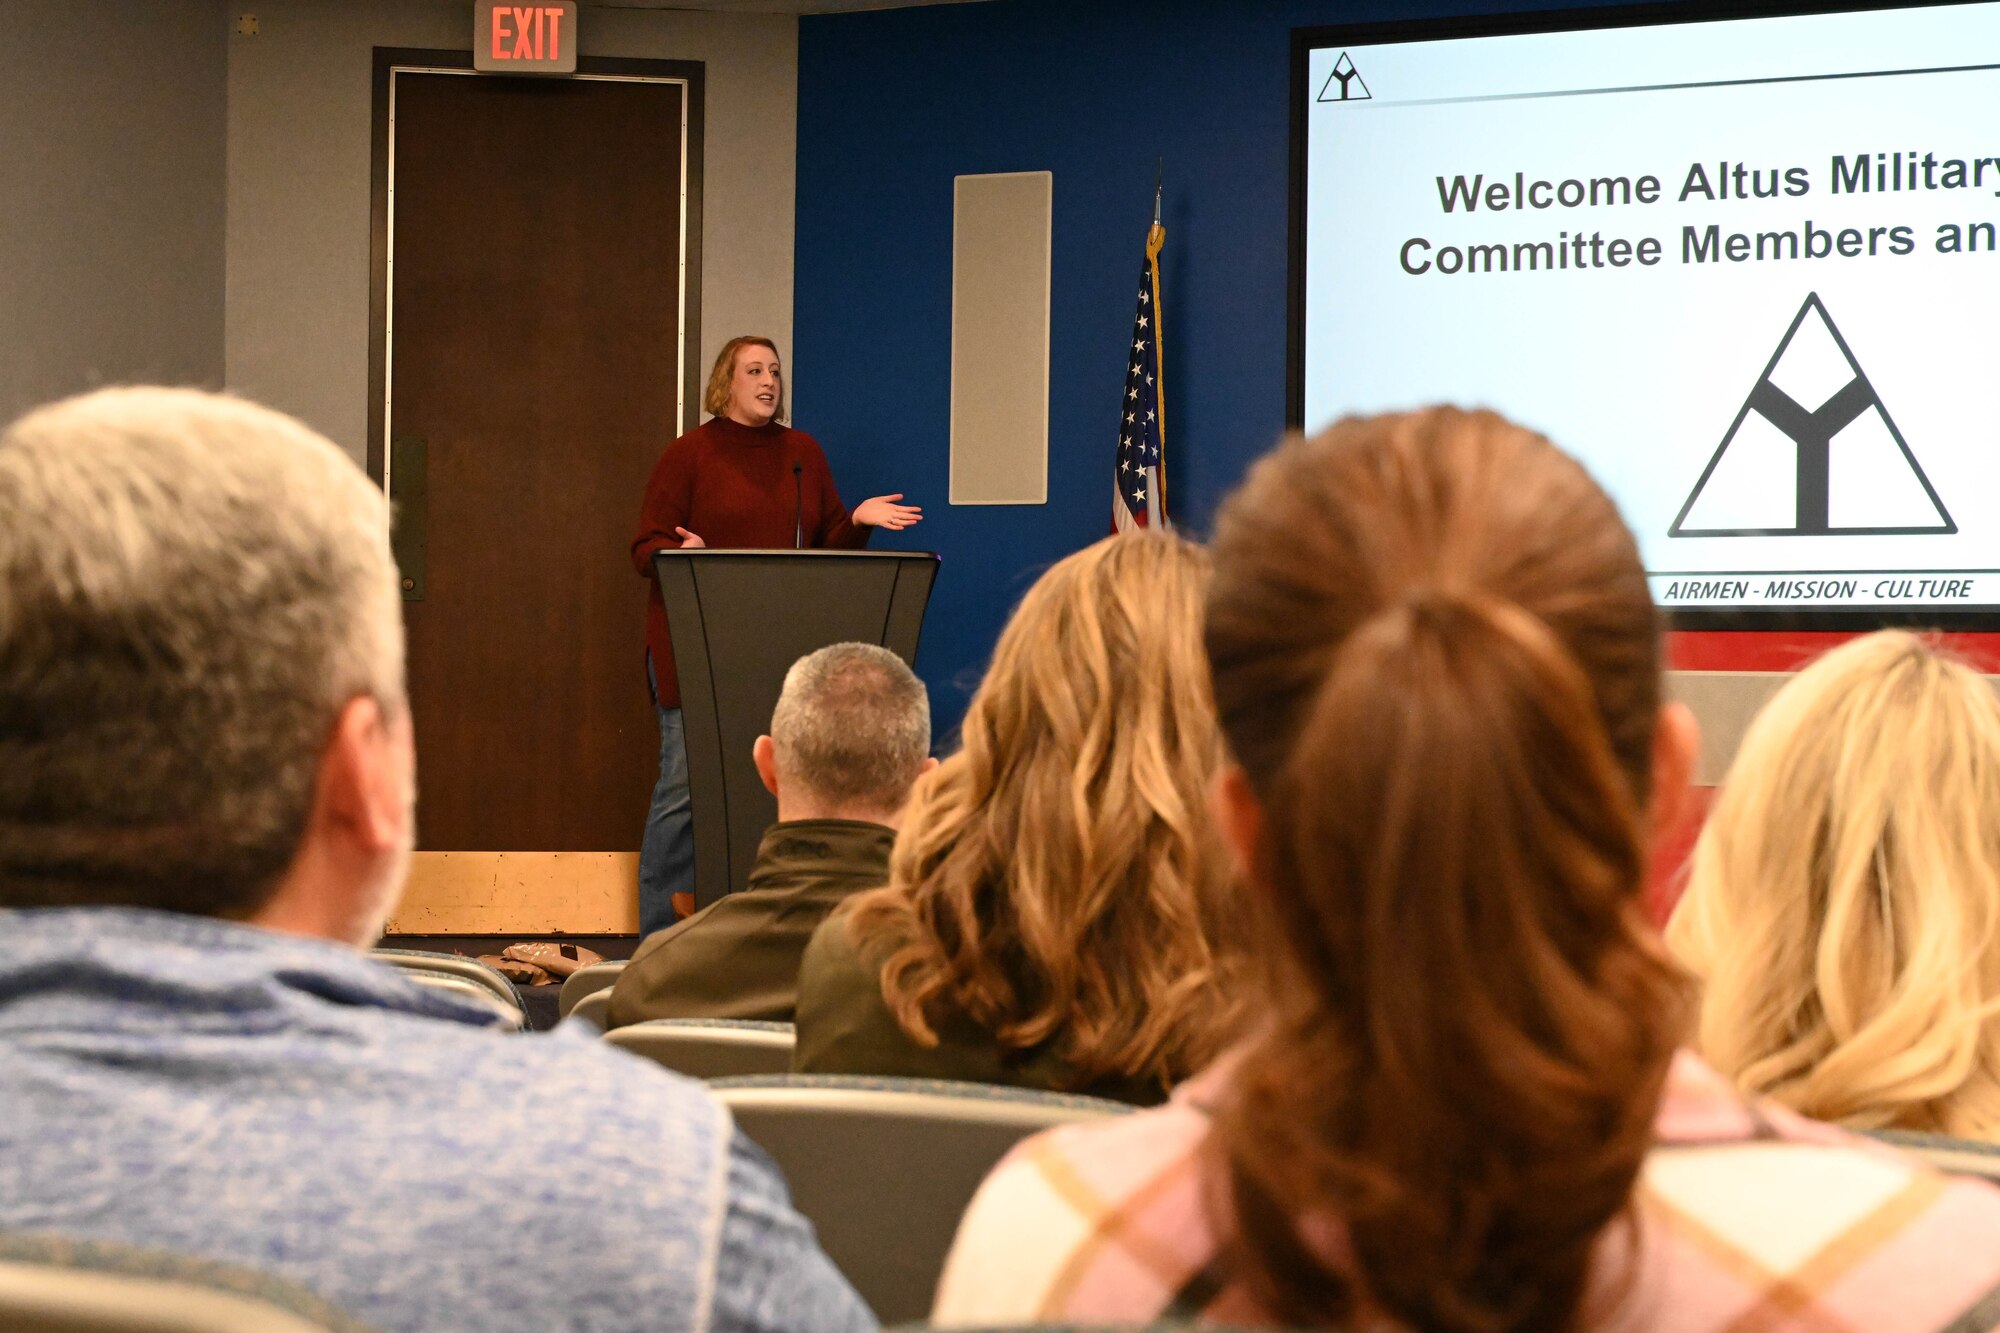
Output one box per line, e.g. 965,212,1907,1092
1147,160,1167,521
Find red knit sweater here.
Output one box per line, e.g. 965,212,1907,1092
631,416,869,707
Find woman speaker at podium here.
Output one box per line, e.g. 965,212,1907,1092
629,335,922,935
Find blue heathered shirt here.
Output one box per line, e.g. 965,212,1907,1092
0,908,877,1333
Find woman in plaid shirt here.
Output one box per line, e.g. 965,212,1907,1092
934,408,2000,1332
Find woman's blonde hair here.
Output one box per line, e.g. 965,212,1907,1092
841,532,1236,1095
702,335,786,422
1670,630,2000,1139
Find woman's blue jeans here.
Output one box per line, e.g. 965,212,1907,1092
638,704,695,936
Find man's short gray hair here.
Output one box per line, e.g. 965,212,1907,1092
770,643,929,813
0,387,403,916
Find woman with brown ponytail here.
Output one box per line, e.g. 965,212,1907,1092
931,408,2000,1332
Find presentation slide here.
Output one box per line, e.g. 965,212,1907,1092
1296,3,2000,618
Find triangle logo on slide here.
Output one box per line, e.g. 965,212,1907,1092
1316,52,1372,103
1670,293,1952,538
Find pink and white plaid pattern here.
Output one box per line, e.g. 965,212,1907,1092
935,1052,2000,1330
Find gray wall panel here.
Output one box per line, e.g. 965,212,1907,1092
1671,665,2000,787
950,170,1050,505
1667,670,1792,787
0,1,226,418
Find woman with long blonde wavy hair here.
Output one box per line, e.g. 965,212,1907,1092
791,531,1235,1104
1669,630,2000,1140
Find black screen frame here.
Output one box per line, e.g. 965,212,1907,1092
1287,0,2000,631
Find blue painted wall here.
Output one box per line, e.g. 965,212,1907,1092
793,0,1592,743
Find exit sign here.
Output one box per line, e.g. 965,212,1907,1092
474,2,577,74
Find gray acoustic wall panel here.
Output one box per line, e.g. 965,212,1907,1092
950,170,1050,505
0,0,227,419
1661,668,2000,786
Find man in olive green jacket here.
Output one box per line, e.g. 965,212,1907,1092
606,643,935,1029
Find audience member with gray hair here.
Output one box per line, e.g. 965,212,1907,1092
608,641,934,1028
0,387,874,1333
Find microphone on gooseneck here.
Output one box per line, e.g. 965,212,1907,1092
792,463,805,550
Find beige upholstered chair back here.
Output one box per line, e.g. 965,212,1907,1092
1864,1129,2000,1182
369,948,524,1030
567,987,612,1029
0,1233,367,1332
711,1075,1130,1324
603,1019,794,1079
884,1325,1297,1332
557,960,628,1017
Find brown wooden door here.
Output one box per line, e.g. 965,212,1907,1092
387,69,686,853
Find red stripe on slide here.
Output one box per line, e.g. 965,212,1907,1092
1669,631,2000,674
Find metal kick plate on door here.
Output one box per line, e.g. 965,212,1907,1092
389,436,427,602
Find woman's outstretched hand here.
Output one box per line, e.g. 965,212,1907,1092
853,494,923,531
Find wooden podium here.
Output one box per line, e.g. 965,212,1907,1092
652,548,939,908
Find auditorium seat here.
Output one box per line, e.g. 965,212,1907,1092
883,1325,1291,1331
1862,1129,2000,1182
567,987,612,1029
709,1074,1130,1323
557,959,627,1017
604,1018,794,1079
370,947,525,1029
0,1231,363,1332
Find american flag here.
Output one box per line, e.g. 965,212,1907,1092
1114,220,1169,532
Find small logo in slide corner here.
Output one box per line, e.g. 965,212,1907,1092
1317,52,1372,103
